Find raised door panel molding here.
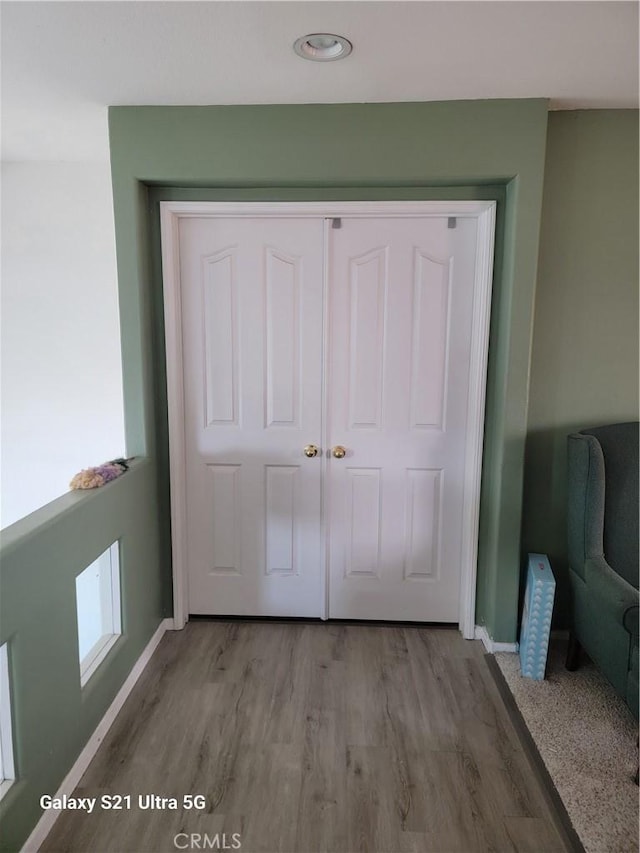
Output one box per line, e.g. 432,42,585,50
348,247,388,430
409,251,451,430
404,468,443,580
202,248,239,427
265,248,301,428
345,468,382,578
264,465,299,575
207,464,242,575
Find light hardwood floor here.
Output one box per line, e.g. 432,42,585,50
41,622,576,853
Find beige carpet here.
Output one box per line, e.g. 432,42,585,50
495,639,638,853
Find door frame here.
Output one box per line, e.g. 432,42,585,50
160,200,496,637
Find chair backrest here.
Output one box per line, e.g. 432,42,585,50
581,422,639,589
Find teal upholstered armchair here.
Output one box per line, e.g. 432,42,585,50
566,422,639,720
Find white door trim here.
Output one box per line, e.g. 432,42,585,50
160,200,496,637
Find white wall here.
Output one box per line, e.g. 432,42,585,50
1,162,125,528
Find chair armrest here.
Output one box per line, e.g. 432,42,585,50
585,557,638,636
624,606,639,638
585,555,639,635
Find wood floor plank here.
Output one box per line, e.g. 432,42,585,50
444,654,547,819
40,622,573,853
294,663,347,851
418,749,488,852
504,816,570,853
406,628,472,751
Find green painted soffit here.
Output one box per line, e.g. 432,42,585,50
109,100,549,642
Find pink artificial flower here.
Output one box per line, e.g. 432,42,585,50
70,469,105,490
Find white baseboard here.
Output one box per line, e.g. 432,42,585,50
22,618,173,853
475,625,519,654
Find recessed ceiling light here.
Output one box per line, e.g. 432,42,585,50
293,33,353,62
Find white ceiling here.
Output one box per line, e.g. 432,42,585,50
1,0,638,162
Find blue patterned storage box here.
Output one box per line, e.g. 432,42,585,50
519,554,556,680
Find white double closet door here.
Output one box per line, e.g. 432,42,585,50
175,209,489,623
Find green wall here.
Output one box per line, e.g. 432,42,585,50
108,100,549,642
522,110,639,623
0,98,551,849
3,101,637,853
0,461,164,852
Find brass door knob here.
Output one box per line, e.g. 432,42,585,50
304,444,320,458
332,445,347,459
